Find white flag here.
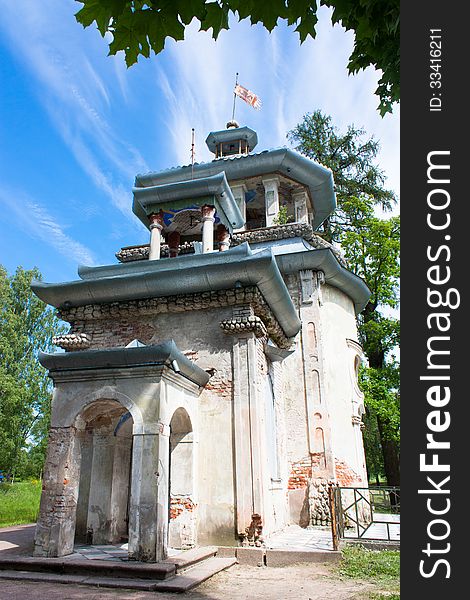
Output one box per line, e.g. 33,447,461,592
234,84,262,110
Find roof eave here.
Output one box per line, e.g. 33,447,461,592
31,243,301,339
39,340,210,387
132,172,244,230
275,248,370,314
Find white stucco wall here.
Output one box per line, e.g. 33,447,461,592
151,307,236,544
318,284,368,484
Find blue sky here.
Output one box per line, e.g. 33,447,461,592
0,1,399,284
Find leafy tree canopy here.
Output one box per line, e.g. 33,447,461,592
288,110,397,239
339,198,400,367
75,0,399,115
0,266,66,477
360,363,399,444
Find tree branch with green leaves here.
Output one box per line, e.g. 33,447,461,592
0,266,67,478
75,0,399,115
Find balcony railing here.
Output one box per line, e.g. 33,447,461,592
116,222,347,267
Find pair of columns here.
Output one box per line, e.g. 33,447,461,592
262,177,309,227
34,425,170,563
148,206,230,260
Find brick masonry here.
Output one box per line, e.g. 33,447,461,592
58,286,292,350
288,457,312,490
169,496,196,520
287,455,364,525
204,375,233,400
335,459,363,487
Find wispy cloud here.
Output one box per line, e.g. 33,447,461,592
0,187,96,266
0,0,149,209
154,9,399,195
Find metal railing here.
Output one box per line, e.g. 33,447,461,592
329,485,400,549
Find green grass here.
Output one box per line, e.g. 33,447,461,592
0,480,41,527
354,591,400,600
337,545,400,599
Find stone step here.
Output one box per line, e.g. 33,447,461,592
0,557,237,592
163,545,218,571
265,548,341,567
153,557,238,592
0,556,176,580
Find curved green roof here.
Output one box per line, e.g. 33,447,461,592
132,172,244,231
205,126,258,153
39,339,210,387
134,147,336,230
32,243,302,339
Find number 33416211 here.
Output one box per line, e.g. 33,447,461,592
429,30,442,89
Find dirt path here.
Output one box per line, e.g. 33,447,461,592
0,525,394,599
0,563,381,600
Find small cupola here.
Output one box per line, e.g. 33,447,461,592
205,123,258,159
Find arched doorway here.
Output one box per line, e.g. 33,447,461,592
168,407,195,549
75,399,134,545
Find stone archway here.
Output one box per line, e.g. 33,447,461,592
168,407,196,549
75,399,134,545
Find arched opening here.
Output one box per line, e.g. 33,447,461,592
168,407,195,549
74,399,134,545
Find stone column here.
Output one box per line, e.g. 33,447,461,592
34,427,81,557
262,177,280,227
223,308,266,539
74,430,93,543
293,190,309,223
168,231,180,258
109,436,133,542
231,184,247,231
298,269,334,476
128,426,170,562
148,211,164,260
201,205,216,253
217,224,230,251
87,432,116,544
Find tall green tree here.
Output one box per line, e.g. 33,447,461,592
341,198,400,486
288,110,396,241
0,266,66,478
360,362,400,485
74,0,399,115
288,111,400,485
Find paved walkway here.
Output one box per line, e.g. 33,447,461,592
265,524,334,551
0,524,336,560
343,513,400,541
0,518,398,562
0,524,35,556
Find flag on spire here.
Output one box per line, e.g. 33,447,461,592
234,83,262,110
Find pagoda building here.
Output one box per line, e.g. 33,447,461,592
32,121,370,562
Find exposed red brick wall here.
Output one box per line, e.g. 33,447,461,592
310,452,326,471
169,497,196,520
204,377,232,399
288,452,331,490
335,459,364,486
288,457,312,490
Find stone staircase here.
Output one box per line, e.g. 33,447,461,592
0,546,236,592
